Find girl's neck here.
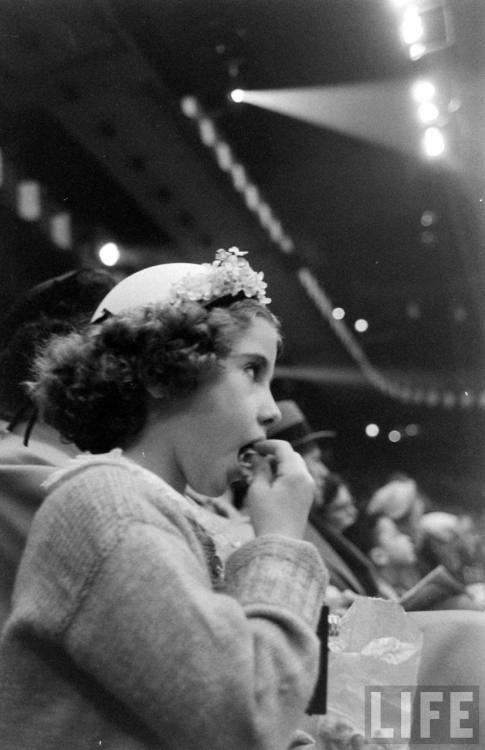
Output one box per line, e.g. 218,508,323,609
124,419,186,494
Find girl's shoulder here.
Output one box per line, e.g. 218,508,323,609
42,449,198,532
44,448,163,492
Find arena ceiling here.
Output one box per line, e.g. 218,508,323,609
0,0,484,502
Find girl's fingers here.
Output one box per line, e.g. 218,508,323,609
252,439,308,476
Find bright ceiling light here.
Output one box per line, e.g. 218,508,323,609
215,142,233,171
17,180,41,221
420,210,436,227
409,43,426,60
332,307,345,320
198,118,216,146
354,318,369,332
50,212,71,250
417,101,439,124
230,163,247,190
412,80,436,103
405,423,420,437
365,423,380,438
401,6,423,45
423,127,445,157
180,96,198,118
98,242,120,267
230,88,245,103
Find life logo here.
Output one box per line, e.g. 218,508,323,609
365,685,479,744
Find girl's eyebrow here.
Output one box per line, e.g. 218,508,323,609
229,352,268,366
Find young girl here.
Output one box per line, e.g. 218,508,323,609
0,248,327,750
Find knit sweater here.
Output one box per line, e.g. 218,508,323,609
0,422,76,627
0,451,327,750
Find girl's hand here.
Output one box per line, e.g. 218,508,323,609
244,439,315,539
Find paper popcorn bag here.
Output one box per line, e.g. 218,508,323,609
316,597,423,750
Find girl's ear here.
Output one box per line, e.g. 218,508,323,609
369,546,389,567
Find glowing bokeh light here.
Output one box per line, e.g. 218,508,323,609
230,88,245,103
406,301,421,319
405,423,420,437
417,101,439,124
412,80,436,103
409,43,426,60
420,210,436,227
365,423,380,438
215,142,232,171
423,127,445,157
180,96,198,118
199,118,217,146
401,6,424,45
388,429,402,443
354,318,369,333
332,307,345,320
98,242,120,267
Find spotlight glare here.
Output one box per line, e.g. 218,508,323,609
423,126,445,157
98,242,120,267
230,88,245,103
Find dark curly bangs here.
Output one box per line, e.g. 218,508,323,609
30,298,280,453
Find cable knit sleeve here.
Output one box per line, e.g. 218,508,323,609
11,460,328,750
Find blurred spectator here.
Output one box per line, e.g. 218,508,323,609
0,267,116,625
345,512,417,599
367,473,485,603
418,511,485,608
366,472,429,591
317,472,357,531
268,401,381,611
348,508,484,610
367,472,426,543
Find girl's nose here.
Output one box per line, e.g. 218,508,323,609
260,392,281,429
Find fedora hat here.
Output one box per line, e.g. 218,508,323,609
267,399,336,449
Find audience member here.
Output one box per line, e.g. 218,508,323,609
366,472,426,543
367,473,485,602
268,401,381,611
348,503,483,611
0,249,327,749
345,512,417,599
0,267,116,625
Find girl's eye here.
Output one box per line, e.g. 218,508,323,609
245,362,261,379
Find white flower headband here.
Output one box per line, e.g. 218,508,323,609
91,247,270,323
168,247,270,307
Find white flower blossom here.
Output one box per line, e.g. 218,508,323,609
168,247,271,307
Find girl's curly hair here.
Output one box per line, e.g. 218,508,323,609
29,299,279,453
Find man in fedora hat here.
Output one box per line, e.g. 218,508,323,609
268,400,381,607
